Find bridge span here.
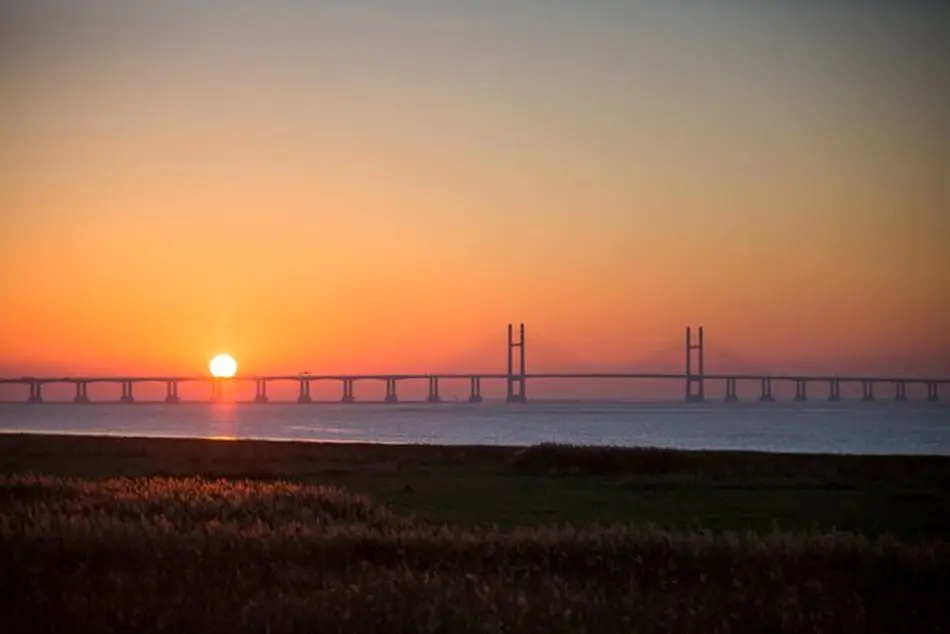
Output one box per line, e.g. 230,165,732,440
1,325,945,404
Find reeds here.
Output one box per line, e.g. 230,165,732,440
3,474,948,633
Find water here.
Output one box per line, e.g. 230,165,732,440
1,401,949,455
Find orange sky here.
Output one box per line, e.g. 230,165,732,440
2,3,949,385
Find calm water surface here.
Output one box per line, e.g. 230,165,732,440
1,402,949,455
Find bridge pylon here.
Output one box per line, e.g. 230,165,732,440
119,380,135,404
384,378,399,403
685,326,705,402
27,380,43,404
254,379,269,404
506,323,527,403
164,380,180,404
468,377,483,403
297,378,312,404
74,381,90,404
427,377,441,403
927,382,939,402
341,379,355,403
211,380,224,403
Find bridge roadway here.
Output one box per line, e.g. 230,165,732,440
1,372,950,383
0,372,946,404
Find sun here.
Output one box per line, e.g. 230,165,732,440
209,354,238,378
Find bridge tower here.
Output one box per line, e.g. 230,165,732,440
506,323,527,403
685,326,705,402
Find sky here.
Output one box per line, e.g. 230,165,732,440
2,1,949,396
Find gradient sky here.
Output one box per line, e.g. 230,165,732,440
2,1,949,385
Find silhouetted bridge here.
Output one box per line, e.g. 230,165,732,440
1,325,945,404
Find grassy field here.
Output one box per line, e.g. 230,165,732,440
2,433,949,536
2,433,950,632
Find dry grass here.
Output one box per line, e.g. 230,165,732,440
3,474,949,633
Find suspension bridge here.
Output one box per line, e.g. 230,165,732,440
0,324,946,404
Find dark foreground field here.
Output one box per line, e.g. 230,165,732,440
2,433,950,632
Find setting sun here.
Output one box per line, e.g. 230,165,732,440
209,354,238,378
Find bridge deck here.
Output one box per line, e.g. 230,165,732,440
0,373,947,384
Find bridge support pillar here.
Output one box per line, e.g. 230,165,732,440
794,380,808,402
297,378,312,404
724,377,738,402
27,381,43,404
759,377,775,402
210,380,224,403
427,377,441,403
684,326,705,402
469,376,483,403
828,380,841,402
120,381,135,404
894,382,907,402
340,379,355,403
254,379,268,404
384,378,399,403
74,381,90,404
164,381,179,404
506,323,527,403
861,380,875,402
928,382,940,402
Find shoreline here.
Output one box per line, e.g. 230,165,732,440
5,429,950,461
1,429,948,458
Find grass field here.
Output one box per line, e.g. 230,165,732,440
2,433,949,632
2,433,948,536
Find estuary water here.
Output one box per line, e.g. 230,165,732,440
0,401,948,455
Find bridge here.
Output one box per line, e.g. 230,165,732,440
0,324,946,404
